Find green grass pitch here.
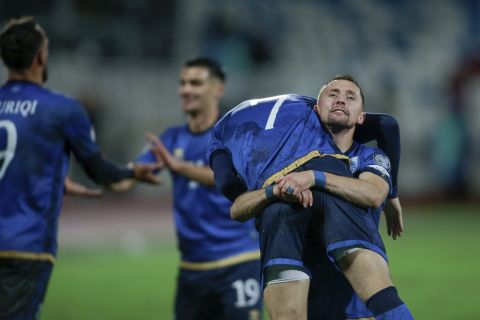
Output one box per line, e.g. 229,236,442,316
42,204,480,319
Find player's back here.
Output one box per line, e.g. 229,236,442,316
0,81,96,256
209,94,344,190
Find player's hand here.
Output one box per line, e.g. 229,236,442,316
146,132,181,172
132,162,163,184
64,176,103,197
276,171,315,199
384,197,404,240
273,184,313,208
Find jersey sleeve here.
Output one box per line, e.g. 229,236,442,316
357,148,393,198
354,113,400,198
62,100,100,160
207,115,228,167
62,100,133,185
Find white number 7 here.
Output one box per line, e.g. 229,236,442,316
265,95,288,130
0,120,17,179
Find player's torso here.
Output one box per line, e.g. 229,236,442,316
162,125,258,262
0,81,71,254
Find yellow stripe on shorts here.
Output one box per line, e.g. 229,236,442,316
0,250,55,263
180,250,260,271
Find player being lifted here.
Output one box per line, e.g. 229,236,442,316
208,75,412,320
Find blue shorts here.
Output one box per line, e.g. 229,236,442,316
175,260,262,320
257,156,385,318
306,250,373,319
0,258,53,320
258,156,386,271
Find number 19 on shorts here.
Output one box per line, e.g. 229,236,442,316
232,278,260,308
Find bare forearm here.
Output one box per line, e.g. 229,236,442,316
173,162,215,186
231,188,274,222
324,173,387,208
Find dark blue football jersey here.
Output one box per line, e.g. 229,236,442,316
136,124,259,264
0,81,99,259
347,141,392,225
208,94,348,190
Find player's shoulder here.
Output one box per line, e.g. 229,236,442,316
349,143,391,173
352,143,388,159
35,86,80,106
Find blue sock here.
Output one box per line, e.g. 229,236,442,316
366,286,414,319
375,304,414,320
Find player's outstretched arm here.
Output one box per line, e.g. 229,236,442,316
78,152,162,188
108,161,163,192
147,133,215,186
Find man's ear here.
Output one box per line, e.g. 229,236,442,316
357,111,366,125
215,82,225,99
35,49,45,68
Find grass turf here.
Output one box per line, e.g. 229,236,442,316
42,205,480,319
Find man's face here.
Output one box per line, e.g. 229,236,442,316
178,66,222,113
316,79,364,130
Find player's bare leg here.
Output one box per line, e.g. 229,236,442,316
338,248,413,319
337,248,392,301
264,279,309,320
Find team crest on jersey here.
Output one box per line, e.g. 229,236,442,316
349,156,359,174
173,148,184,159
374,154,390,170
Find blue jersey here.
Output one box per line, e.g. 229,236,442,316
347,141,392,226
208,94,348,190
0,81,99,260
137,124,259,265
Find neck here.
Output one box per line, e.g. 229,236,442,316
186,105,219,133
8,70,43,85
327,126,355,153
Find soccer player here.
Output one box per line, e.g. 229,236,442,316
0,17,162,320
113,57,262,320
208,75,412,319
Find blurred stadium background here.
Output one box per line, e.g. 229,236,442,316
1,0,479,319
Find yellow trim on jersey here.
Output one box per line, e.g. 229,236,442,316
262,151,350,188
0,251,55,263
180,250,260,271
